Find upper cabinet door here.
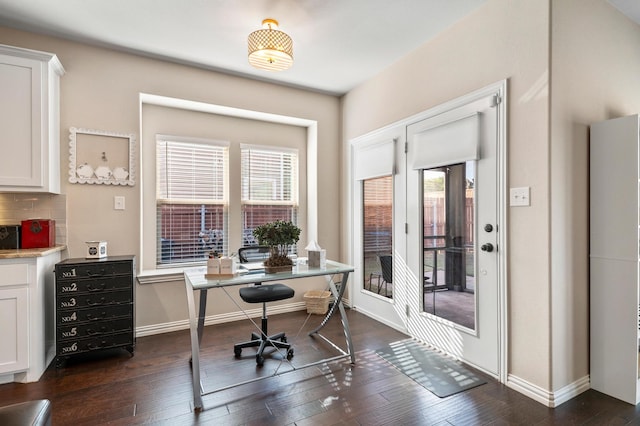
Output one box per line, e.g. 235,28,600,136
0,45,64,193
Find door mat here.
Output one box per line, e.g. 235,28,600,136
375,339,486,398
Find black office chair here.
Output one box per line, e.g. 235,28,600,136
378,255,392,296
234,246,295,366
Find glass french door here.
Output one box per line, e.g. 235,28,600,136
351,82,506,378
362,176,393,299
406,90,502,375
422,162,476,330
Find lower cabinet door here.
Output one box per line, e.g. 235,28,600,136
0,287,29,373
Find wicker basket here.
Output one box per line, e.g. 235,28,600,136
304,290,331,314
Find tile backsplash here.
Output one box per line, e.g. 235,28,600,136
0,193,67,246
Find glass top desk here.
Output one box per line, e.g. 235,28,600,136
184,260,355,410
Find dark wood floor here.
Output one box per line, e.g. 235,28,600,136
1,309,639,425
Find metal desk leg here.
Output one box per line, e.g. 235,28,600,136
197,288,207,345
186,281,206,410
309,271,355,364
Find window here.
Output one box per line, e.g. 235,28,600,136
241,145,298,250
156,138,228,266
363,175,393,298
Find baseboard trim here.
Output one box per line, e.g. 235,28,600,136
350,305,407,334
136,301,333,337
507,374,590,407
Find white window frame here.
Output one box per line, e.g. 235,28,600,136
138,94,318,283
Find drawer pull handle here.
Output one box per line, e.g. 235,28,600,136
86,326,109,336
86,297,107,306
87,341,107,350
87,283,106,292
86,312,107,321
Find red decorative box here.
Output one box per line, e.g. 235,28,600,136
21,219,55,249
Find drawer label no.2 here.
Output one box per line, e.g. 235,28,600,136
60,282,78,292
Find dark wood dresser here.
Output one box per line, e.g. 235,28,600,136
54,255,135,366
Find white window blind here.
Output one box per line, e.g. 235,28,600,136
241,145,298,248
354,139,395,181
156,138,228,266
411,113,479,170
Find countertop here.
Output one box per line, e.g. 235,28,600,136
0,245,66,259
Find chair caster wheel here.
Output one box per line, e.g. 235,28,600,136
256,354,265,366
234,347,242,358
287,348,294,360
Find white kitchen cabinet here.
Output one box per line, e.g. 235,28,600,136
0,44,64,193
590,114,640,404
0,286,29,373
0,249,63,384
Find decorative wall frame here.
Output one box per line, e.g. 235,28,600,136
69,127,136,185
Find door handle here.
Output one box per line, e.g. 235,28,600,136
481,243,494,252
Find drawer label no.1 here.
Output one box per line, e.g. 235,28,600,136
61,268,77,278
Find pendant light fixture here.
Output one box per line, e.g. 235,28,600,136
248,18,293,71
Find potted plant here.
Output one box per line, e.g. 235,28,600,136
252,220,301,273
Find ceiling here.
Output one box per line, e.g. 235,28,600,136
0,0,489,95
0,1,638,96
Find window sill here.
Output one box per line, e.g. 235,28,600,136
137,267,190,285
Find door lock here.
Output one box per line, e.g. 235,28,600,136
481,243,494,252
484,224,494,232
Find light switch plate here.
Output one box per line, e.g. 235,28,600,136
114,196,125,210
510,187,530,207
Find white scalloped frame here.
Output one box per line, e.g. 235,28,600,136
69,127,136,186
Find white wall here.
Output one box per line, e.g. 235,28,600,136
550,0,640,390
0,26,341,329
342,0,640,402
342,0,552,391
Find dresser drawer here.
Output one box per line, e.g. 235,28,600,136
0,262,29,287
57,318,133,341
57,289,132,310
56,332,134,357
55,260,132,280
54,255,136,366
56,304,133,324
56,275,132,295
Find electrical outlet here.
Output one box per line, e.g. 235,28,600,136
510,187,530,207
114,196,125,210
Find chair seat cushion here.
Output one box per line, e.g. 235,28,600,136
239,283,294,303
0,399,51,426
